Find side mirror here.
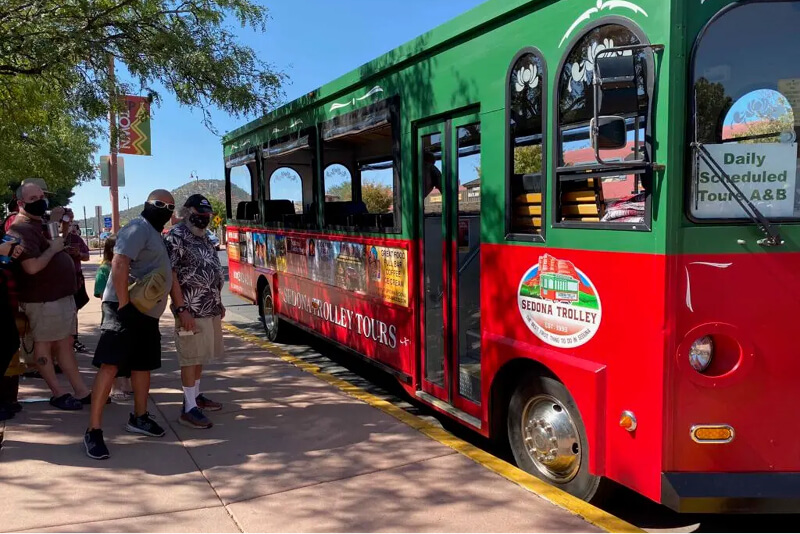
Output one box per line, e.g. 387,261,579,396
591,116,627,150
590,43,663,168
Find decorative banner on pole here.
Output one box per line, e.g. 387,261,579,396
118,96,151,156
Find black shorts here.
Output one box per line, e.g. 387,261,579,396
93,302,162,374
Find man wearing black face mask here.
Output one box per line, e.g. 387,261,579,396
8,182,91,410
85,189,174,460
165,194,225,429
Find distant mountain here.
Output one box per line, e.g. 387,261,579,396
81,179,248,233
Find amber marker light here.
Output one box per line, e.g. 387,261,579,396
619,411,637,432
691,425,734,443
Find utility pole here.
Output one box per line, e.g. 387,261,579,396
108,55,120,234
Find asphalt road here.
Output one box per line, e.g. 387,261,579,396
217,250,796,532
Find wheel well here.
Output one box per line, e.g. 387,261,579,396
256,276,269,316
489,358,558,447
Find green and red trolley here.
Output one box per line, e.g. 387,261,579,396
223,0,800,513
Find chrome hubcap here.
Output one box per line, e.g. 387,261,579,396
263,293,276,335
521,395,580,482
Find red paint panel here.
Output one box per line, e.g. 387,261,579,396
228,260,257,302
277,274,416,377
669,252,800,474
481,243,667,503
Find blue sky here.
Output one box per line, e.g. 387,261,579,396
72,0,487,218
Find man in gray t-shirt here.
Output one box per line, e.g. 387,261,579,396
84,189,176,460
102,217,173,319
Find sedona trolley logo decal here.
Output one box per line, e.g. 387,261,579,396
518,254,602,347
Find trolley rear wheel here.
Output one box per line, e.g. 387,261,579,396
260,283,285,342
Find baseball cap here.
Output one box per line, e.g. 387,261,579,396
184,194,213,214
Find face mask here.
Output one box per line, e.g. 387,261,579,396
141,204,173,231
23,199,47,217
189,213,210,230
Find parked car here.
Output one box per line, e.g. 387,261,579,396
207,229,221,250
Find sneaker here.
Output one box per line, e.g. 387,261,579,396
49,393,83,411
110,392,132,403
126,412,166,437
196,394,222,412
84,428,110,460
178,407,213,429
73,340,89,354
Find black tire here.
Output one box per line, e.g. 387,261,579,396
507,375,606,502
260,283,284,343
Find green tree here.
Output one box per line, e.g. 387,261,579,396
694,78,733,144
0,0,285,207
0,78,99,205
476,145,542,178
362,180,393,214
0,0,285,129
326,182,352,201
208,197,227,230
513,145,543,175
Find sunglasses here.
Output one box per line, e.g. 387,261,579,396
147,200,175,211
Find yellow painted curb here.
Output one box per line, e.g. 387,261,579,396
222,323,643,533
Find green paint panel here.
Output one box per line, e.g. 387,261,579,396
224,0,800,256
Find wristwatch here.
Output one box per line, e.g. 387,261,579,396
175,305,189,314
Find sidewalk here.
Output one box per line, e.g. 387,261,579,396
0,258,608,533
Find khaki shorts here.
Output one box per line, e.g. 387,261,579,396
175,315,224,366
21,296,77,343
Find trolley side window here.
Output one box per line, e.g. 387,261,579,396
555,23,653,229
508,50,546,241
324,163,353,203
262,128,318,229
225,157,258,221
690,1,800,222
267,166,304,220
321,98,401,233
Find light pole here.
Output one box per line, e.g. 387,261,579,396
122,194,130,212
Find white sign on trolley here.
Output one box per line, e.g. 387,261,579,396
693,142,798,218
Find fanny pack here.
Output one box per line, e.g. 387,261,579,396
128,271,168,314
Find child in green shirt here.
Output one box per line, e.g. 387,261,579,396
94,237,115,298
94,236,131,401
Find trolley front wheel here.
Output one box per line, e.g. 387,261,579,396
507,375,608,502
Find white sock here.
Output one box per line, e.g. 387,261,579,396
183,386,198,411
195,379,201,398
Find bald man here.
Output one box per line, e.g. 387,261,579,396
85,189,175,460
9,182,91,410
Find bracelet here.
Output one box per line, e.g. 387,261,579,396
175,305,189,314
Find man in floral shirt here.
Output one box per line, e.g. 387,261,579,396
165,194,225,429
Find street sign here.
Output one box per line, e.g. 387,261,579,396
103,216,112,229
99,155,126,187
94,205,103,237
